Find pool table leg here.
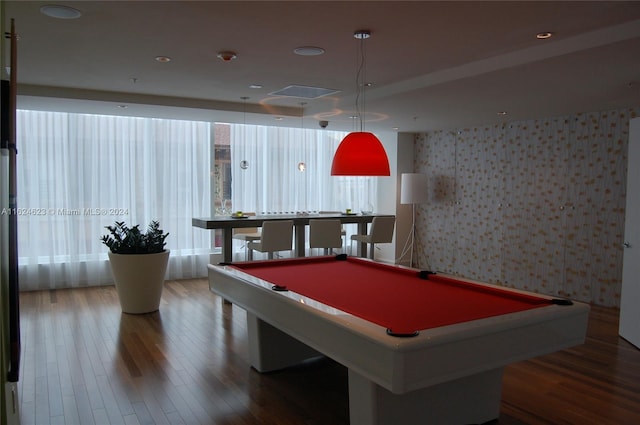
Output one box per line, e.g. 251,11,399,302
247,312,321,372
347,367,503,425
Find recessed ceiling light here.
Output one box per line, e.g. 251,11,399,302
155,56,171,63
536,32,554,40
40,4,82,19
293,46,325,56
249,84,263,89
117,105,128,109
497,111,508,115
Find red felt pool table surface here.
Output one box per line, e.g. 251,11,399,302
228,255,552,335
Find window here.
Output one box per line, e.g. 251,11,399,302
16,111,212,289
15,112,377,289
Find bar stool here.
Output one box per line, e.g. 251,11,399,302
247,220,293,260
309,219,343,255
350,216,395,259
318,211,347,248
232,212,261,260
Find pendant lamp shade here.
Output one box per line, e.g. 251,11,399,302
331,132,390,176
331,30,390,177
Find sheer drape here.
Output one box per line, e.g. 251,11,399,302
15,113,378,288
229,124,377,214
16,111,212,290
229,124,377,259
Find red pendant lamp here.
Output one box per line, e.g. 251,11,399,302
331,131,390,175
331,30,390,176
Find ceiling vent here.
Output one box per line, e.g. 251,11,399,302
269,85,340,99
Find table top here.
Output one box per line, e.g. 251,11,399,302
225,255,563,336
192,212,393,229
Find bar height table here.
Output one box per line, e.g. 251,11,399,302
192,213,394,262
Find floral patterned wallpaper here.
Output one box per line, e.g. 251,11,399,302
414,107,638,307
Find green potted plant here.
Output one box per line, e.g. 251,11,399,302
101,220,170,314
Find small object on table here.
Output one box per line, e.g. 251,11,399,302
235,211,243,217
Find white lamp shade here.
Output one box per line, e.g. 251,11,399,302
400,173,428,204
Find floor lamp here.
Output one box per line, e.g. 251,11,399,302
400,173,428,267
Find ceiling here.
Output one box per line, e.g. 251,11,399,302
4,1,640,133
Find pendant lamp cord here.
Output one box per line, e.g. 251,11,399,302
354,30,369,133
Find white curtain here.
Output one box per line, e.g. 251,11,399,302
16,111,212,290
229,124,378,259
229,124,377,215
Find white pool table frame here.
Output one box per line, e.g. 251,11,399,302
208,261,590,425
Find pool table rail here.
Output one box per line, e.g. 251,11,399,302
208,262,590,394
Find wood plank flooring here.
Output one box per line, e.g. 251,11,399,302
18,279,640,425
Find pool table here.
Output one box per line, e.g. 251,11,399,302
208,255,589,425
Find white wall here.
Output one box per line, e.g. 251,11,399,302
394,132,416,267
372,130,400,263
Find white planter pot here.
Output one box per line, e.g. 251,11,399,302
108,250,170,314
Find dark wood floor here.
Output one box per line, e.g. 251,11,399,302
18,279,640,425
